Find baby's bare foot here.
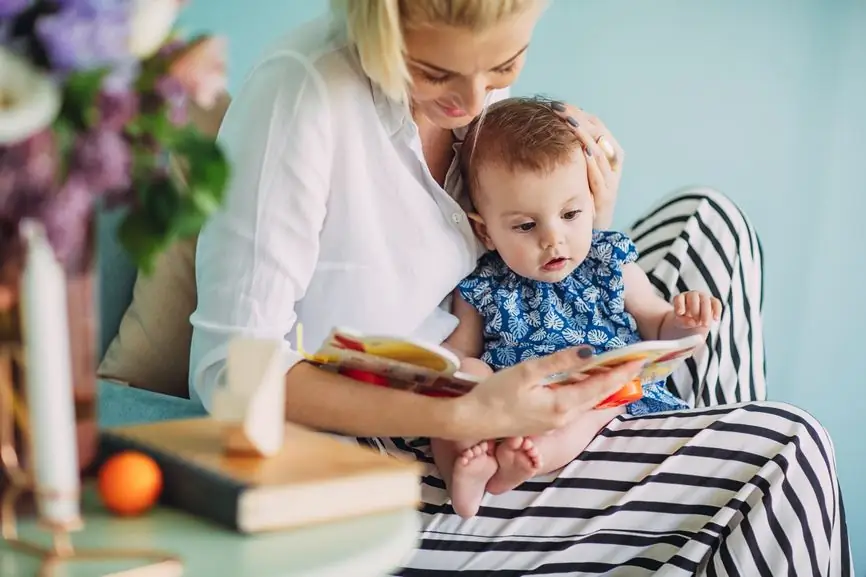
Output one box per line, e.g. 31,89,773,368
487,437,542,495
450,441,497,519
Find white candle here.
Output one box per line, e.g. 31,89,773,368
19,219,81,529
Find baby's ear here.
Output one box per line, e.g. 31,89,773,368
467,213,495,251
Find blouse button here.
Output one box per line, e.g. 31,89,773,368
451,213,462,223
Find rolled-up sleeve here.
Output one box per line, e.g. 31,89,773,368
189,52,333,410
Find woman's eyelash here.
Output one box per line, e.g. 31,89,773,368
422,72,451,84
419,63,517,84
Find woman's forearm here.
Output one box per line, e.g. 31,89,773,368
283,361,465,439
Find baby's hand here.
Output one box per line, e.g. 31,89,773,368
672,291,722,329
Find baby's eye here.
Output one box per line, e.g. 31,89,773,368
563,210,582,220
513,222,535,232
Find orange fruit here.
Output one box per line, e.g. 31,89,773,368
98,451,163,516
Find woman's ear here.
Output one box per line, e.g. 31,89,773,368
468,212,495,251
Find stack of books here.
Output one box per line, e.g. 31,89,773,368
99,418,421,534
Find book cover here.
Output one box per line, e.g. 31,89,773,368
300,325,706,401
97,418,422,534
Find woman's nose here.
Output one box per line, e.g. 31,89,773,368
455,78,490,118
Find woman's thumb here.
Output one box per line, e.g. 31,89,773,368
522,345,595,383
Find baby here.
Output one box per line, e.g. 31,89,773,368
431,96,722,519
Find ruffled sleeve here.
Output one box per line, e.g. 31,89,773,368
590,230,639,268
456,252,506,312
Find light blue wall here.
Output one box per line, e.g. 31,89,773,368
179,0,866,563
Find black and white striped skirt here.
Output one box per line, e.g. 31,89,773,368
367,188,853,576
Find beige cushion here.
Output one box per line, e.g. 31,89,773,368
97,94,231,398
98,237,198,396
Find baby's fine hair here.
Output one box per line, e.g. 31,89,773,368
459,96,581,207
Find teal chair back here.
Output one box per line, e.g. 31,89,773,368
96,210,137,360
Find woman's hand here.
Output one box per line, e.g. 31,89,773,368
447,346,644,441
550,101,624,230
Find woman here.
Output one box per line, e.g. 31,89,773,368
189,0,853,574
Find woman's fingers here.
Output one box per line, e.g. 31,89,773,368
551,359,645,415
585,112,625,162
550,101,624,172
517,345,595,384
585,151,609,206
548,101,623,229
563,113,605,158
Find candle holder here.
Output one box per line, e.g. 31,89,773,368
1,316,182,576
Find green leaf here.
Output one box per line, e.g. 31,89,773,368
173,129,230,210
131,111,179,147
170,196,211,237
51,117,76,181
116,125,230,269
117,211,172,274
141,178,182,233
61,68,110,129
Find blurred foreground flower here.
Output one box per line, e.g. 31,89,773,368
0,0,30,19
0,0,229,275
130,0,184,58
169,35,227,109
0,46,61,144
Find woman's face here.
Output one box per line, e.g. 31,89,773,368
403,7,543,130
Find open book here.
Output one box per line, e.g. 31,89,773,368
298,326,705,408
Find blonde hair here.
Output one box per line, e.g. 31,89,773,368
330,0,540,104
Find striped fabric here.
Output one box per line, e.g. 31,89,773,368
364,189,853,576
627,188,767,408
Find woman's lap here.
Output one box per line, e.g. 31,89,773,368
381,401,852,575
370,188,851,574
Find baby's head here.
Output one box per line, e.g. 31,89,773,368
460,96,594,283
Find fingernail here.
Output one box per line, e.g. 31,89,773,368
551,101,566,112
577,346,593,359
584,146,592,157
566,116,579,128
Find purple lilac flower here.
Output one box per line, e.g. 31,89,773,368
103,58,140,93
155,75,188,126
0,0,30,19
35,0,136,89
56,0,130,10
97,88,140,130
0,130,58,217
41,175,94,272
70,128,132,194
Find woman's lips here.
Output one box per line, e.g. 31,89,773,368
438,102,466,117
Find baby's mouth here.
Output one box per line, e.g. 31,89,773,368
542,256,569,271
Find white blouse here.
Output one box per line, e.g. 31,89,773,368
188,16,508,409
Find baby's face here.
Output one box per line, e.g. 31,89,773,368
472,151,594,283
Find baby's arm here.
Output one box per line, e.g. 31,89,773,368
443,290,486,360
432,293,497,518
622,263,718,341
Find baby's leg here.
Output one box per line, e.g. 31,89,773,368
459,357,494,378
486,437,542,495
487,406,625,495
430,437,498,519
537,405,626,473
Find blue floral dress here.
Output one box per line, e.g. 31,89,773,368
456,230,689,416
